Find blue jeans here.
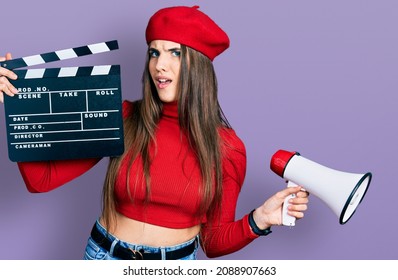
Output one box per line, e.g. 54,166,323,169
84,220,199,260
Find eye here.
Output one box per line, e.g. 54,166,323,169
171,49,181,57
148,48,159,58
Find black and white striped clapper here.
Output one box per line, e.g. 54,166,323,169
3,40,124,162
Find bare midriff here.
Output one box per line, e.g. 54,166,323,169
100,212,201,247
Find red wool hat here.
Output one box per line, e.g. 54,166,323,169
145,5,230,61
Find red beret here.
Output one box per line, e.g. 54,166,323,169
145,6,230,61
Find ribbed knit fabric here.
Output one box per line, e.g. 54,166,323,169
115,101,204,228
17,100,259,258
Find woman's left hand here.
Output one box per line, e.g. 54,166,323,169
252,186,309,229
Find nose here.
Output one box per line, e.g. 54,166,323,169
155,54,167,72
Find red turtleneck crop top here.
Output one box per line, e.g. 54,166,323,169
17,100,259,258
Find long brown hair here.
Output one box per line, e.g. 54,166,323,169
101,45,231,231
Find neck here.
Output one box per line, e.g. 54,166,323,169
162,101,178,119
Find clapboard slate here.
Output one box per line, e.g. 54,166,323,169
2,41,124,162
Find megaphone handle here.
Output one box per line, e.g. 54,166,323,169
282,181,297,227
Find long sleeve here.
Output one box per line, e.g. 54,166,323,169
17,158,101,193
200,129,259,258
16,100,133,193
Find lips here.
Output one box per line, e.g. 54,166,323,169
156,77,172,89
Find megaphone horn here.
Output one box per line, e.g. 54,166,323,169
270,150,372,226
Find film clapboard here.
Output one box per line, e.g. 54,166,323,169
2,40,124,162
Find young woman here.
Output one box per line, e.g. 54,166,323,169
0,6,309,260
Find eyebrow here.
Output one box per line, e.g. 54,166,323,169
168,47,181,52
148,47,181,52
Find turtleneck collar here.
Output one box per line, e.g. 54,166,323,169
162,101,179,119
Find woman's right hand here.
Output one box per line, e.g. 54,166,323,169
0,53,19,103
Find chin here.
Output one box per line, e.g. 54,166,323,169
161,99,177,103
158,93,177,103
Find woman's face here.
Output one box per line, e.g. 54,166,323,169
148,40,181,103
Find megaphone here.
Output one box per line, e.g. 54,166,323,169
270,149,372,226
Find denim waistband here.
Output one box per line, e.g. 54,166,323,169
94,219,198,258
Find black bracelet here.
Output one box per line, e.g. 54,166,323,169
248,209,272,236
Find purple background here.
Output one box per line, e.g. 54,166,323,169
0,0,396,260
